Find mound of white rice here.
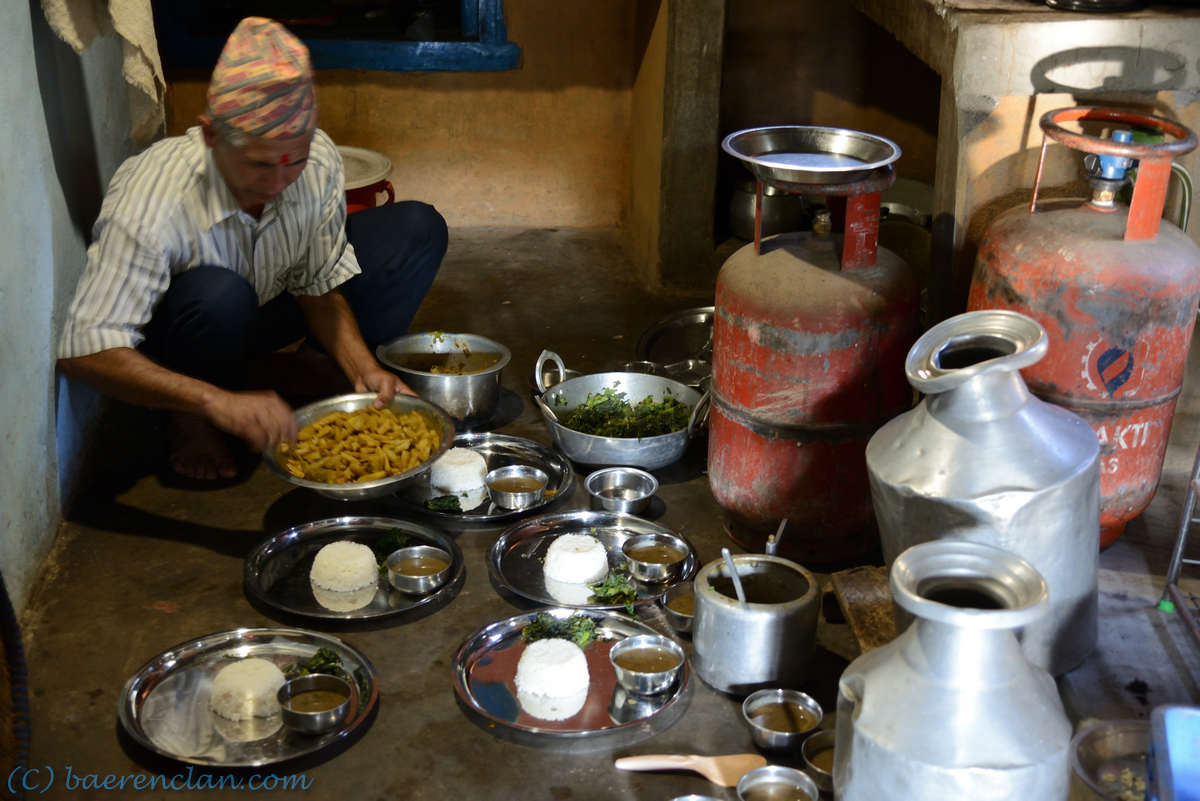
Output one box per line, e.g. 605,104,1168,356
310,540,378,592
514,638,590,721
543,534,609,585
311,579,378,612
517,685,588,722
543,576,597,606
209,658,286,722
430,448,487,494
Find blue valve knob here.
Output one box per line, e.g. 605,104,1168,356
1097,129,1134,180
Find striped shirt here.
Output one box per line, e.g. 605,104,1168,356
58,126,359,358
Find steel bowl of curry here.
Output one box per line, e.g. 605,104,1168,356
265,392,455,502
376,332,511,427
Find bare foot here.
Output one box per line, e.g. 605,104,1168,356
168,413,238,480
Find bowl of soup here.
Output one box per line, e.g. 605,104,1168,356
609,634,686,696
741,687,823,752
277,673,352,735
659,582,695,634
376,332,511,426
386,545,452,594
622,532,688,583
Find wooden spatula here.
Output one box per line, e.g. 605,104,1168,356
614,753,768,787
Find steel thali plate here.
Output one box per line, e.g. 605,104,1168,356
244,516,464,623
118,627,377,767
395,432,573,523
453,607,689,739
488,511,697,609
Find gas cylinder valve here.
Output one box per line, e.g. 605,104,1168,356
1084,129,1134,209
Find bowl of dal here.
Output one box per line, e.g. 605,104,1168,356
386,544,453,595
376,332,511,426
264,392,455,502
277,673,353,735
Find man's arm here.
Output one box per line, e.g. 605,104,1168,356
58,349,297,450
295,290,414,406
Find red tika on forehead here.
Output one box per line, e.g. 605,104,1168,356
205,17,317,139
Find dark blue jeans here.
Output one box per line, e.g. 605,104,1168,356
141,201,447,388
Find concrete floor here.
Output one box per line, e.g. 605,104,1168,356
18,227,1200,800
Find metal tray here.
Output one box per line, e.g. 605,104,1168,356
244,516,464,622
118,627,377,767
722,125,901,186
636,306,714,388
453,607,689,739
488,511,697,609
395,433,573,523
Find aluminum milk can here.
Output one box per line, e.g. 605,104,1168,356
835,539,1072,801
692,554,819,694
865,309,1100,675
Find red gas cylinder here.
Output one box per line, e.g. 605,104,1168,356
710,132,919,564
968,107,1200,547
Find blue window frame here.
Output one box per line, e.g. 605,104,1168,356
152,1,520,73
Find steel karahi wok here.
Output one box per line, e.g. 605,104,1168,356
532,350,706,470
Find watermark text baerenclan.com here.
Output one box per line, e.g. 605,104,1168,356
8,765,314,794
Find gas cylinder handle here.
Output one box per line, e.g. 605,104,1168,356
1030,107,1197,241
1038,107,1196,161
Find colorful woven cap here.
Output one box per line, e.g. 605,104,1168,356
206,17,316,139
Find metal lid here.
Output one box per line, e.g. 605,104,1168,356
337,145,392,189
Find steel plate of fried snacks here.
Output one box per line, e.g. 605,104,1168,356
263,393,454,502
281,406,439,484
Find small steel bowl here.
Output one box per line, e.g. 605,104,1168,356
609,634,686,696
736,765,819,801
742,688,823,752
485,464,549,510
622,532,689,584
277,673,352,736
658,582,695,634
386,545,452,594
586,467,658,514
800,728,835,792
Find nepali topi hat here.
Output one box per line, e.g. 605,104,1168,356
205,17,317,139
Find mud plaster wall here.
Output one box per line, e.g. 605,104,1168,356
6,6,131,612
164,3,641,231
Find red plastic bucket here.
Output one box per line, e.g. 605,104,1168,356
339,145,395,214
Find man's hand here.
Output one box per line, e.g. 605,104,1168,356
204,389,298,451
355,364,416,408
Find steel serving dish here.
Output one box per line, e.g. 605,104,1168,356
533,350,705,470
452,607,690,740
722,125,900,187
376,331,511,426
396,432,573,523
118,627,377,767
244,516,464,623
489,510,698,609
264,392,454,501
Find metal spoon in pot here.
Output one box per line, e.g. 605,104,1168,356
721,547,747,605
765,518,787,556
